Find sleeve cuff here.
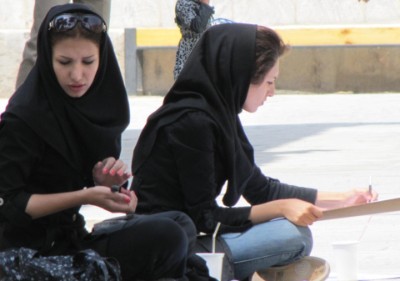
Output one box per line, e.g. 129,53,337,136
0,191,32,227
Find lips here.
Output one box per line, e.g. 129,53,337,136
65,84,87,97
69,84,85,91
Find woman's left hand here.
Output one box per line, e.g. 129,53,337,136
342,188,378,207
84,185,137,214
92,157,131,187
316,188,379,210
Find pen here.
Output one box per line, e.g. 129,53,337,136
368,176,372,202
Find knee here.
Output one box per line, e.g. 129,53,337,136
164,211,197,237
157,211,198,250
295,225,313,256
152,218,190,253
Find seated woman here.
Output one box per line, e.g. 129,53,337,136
130,23,377,281
0,3,198,280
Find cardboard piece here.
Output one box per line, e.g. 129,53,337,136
320,197,400,220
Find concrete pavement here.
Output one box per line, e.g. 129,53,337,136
2,93,400,280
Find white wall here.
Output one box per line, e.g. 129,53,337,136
1,0,400,30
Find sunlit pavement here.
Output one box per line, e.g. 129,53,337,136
2,92,400,280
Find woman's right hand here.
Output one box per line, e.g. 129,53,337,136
279,199,323,226
84,186,137,214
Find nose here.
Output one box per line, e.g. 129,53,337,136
268,84,276,97
70,64,83,82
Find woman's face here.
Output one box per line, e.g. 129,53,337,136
243,61,279,113
52,37,99,98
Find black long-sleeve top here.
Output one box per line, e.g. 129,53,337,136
132,111,318,234
0,115,90,254
0,3,129,256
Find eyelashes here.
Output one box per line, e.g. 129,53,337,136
56,60,95,65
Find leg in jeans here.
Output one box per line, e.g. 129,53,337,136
220,218,313,280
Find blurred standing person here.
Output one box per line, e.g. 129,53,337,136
173,0,214,79
15,0,111,89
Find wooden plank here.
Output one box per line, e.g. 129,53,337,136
134,26,400,47
321,197,400,221
136,28,181,47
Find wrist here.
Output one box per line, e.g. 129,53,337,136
317,191,346,202
79,187,91,205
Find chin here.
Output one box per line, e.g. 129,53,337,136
243,108,257,113
65,89,87,98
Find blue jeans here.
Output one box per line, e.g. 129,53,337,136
220,218,313,280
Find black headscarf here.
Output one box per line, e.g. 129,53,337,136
2,3,129,175
132,23,257,206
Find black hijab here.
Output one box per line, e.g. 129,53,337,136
132,23,257,206
2,3,129,175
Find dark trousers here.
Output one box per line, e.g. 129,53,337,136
85,211,197,281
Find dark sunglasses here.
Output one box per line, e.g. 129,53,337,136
48,13,107,33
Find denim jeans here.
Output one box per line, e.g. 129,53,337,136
220,218,313,280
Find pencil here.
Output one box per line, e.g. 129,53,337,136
368,176,372,203
369,176,372,195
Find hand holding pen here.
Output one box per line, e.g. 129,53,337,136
338,181,378,208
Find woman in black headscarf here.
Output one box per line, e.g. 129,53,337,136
0,3,198,280
131,23,377,280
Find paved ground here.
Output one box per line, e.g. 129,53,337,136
2,93,400,280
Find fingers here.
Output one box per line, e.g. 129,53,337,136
299,206,322,226
128,190,138,212
366,189,378,202
92,161,104,174
354,188,379,205
119,171,132,182
371,190,379,201
101,158,131,177
311,205,324,219
108,187,137,212
101,157,117,175
107,190,135,213
94,157,132,187
119,187,132,196
286,202,322,226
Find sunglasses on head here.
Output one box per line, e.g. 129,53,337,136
48,13,107,33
